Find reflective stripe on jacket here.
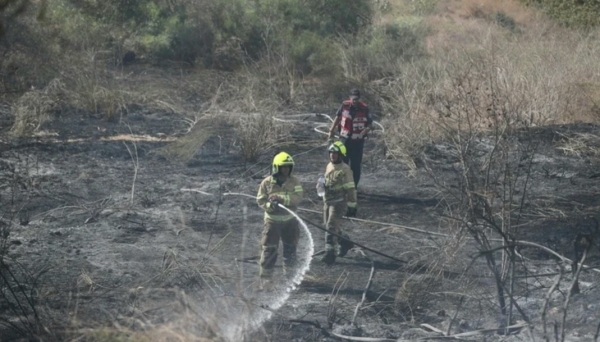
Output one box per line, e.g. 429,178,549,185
257,175,303,222
323,162,357,207
339,100,369,140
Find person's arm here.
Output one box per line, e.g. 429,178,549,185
286,178,304,207
343,170,357,210
328,116,342,139
361,106,373,136
257,179,275,212
328,104,344,139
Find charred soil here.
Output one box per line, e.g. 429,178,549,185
1,107,600,342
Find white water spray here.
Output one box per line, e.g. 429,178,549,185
180,189,314,341
221,203,314,341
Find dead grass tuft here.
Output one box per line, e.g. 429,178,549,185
235,111,291,163
556,132,600,158
395,273,441,316
10,78,66,136
63,52,129,120
157,116,226,162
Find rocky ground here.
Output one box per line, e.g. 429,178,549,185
1,105,600,342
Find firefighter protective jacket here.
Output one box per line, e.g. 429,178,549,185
257,175,303,222
323,162,357,208
336,100,372,140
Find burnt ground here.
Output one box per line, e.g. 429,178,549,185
1,105,600,342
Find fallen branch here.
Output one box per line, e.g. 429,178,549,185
512,240,600,275
330,332,395,342
541,270,563,342
234,255,260,264
561,247,589,342
421,323,445,335
418,323,528,340
352,258,376,326
445,296,464,336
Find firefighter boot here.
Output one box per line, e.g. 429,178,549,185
338,233,354,257
321,233,336,264
320,245,336,265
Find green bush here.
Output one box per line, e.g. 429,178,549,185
337,18,428,83
251,0,372,36
522,0,600,28
38,0,375,68
382,19,428,61
288,31,338,75
494,11,519,32
152,21,215,66
302,0,372,35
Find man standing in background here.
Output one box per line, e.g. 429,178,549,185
327,88,373,190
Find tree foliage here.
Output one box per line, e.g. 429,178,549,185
0,0,46,37
42,0,372,67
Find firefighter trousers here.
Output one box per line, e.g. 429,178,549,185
323,201,346,252
260,218,299,277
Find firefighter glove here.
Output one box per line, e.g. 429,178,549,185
346,206,357,217
268,198,281,211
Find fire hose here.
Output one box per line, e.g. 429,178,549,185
181,189,600,274
270,201,406,264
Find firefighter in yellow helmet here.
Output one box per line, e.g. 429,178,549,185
256,152,304,278
319,141,357,265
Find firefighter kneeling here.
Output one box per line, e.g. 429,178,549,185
319,141,356,265
256,152,304,278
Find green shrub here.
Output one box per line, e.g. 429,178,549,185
289,31,338,75
494,11,519,32
382,19,428,61
522,0,600,28
302,0,373,35
337,18,428,83
153,20,215,66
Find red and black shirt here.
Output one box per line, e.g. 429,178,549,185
335,100,373,140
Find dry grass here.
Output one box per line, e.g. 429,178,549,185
377,1,600,167
437,0,539,25
235,111,291,163
74,311,224,342
556,132,600,158
153,68,294,163
10,78,66,136
157,116,225,162
394,273,442,319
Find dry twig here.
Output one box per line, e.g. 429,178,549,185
351,258,375,326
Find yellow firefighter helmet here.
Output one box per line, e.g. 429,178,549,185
272,152,295,174
328,141,347,157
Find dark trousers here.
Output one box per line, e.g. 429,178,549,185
342,139,364,188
